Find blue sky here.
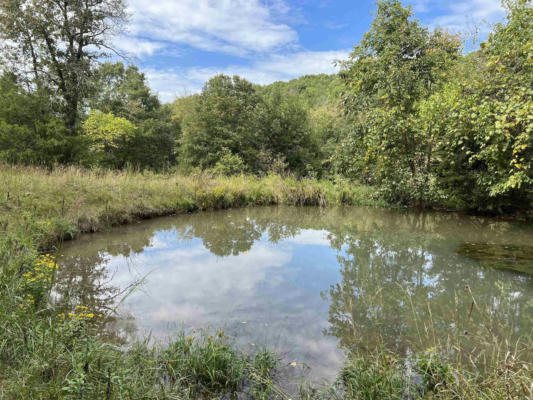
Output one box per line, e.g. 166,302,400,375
114,0,506,102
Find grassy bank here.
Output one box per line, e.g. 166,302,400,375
0,165,379,399
1,165,532,399
0,165,382,247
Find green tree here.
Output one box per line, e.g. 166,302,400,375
0,72,77,165
0,0,127,134
83,110,136,167
421,0,533,211
88,63,180,170
179,75,320,176
339,0,461,204
180,75,262,170
89,63,161,122
254,88,318,175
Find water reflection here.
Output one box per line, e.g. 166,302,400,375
58,206,533,379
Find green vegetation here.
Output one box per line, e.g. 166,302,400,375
337,0,532,211
0,166,379,240
1,0,532,397
1,166,533,398
1,0,530,213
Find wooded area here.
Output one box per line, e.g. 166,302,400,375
0,0,531,212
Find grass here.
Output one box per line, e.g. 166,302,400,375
1,164,532,399
0,164,380,399
0,165,382,248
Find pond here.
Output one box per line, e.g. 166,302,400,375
57,206,533,382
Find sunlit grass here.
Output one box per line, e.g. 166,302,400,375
0,165,381,247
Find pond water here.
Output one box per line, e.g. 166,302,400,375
57,206,533,382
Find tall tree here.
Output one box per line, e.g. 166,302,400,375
254,88,317,175
180,75,262,170
0,71,76,165
419,0,533,211
89,62,161,122
339,0,460,204
86,62,180,170
0,0,127,134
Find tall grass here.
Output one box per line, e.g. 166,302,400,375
0,165,381,246
332,282,533,400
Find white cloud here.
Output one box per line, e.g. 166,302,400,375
123,0,297,56
408,0,505,34
260,50,348,76
113,36,167,57
144,49,350,102
107,241,293,334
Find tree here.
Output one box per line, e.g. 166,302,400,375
83,110,135,167
254,88,318,175
180,75,262,170
420,0,533,211
0,0,127,134
0,72,77,165
339,0,460,204
179,74,321,175
89,62,161,122
88,62,180,170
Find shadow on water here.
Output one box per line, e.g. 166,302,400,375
57,206,533,380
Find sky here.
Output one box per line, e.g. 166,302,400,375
113,0,507,102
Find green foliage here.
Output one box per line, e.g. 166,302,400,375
213,149,248,175
0,0,127,134
255,87,318,175
179,74,318,175
0,0,531,211
257,74,347,177
180,75,261,170
83,110,136,167
256,74,343,109
341,352,407,400
339,0,461,205
337,0,532,212
415,350,454,394
88,63,180,170
89,63,162,122
162,332,246,393
0,73,81,165
420,0,533,211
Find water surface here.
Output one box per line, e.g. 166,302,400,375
58,206,533,381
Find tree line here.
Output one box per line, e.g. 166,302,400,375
0,0,531,212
